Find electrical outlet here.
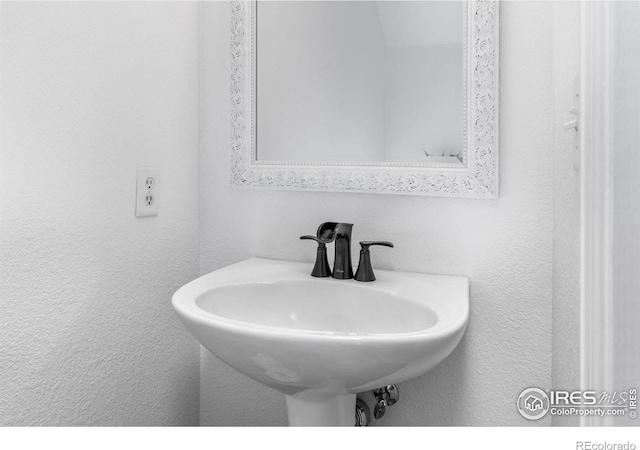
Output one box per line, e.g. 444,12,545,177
136,167,159,217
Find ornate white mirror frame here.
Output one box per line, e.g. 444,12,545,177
230,0,499,198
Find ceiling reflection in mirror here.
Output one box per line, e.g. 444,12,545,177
256,1,465,165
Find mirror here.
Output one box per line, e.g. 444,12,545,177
257,1,464,164
230,0,499,197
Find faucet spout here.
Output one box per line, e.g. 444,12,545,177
331,223,353,279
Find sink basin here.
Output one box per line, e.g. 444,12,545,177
172,258,469,426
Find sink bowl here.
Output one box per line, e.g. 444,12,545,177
172,258,469,426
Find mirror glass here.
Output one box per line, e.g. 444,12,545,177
255,1,465,165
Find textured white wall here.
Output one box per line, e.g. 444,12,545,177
0,2,200,425
199,2,578,426
551,1,581,427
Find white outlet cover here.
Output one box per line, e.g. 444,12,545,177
136,167,159,217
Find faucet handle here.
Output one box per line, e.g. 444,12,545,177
359,241,394,251
300,235,330,245
354,241,394,282
300,235,332,277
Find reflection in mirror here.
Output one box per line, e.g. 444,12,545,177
256,1,465,164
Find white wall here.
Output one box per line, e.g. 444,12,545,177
0,2,200,425
199,1,579,426
551,1,581,427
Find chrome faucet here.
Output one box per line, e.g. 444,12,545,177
301,222,353,279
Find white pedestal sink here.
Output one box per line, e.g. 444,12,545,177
172,258,469,426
